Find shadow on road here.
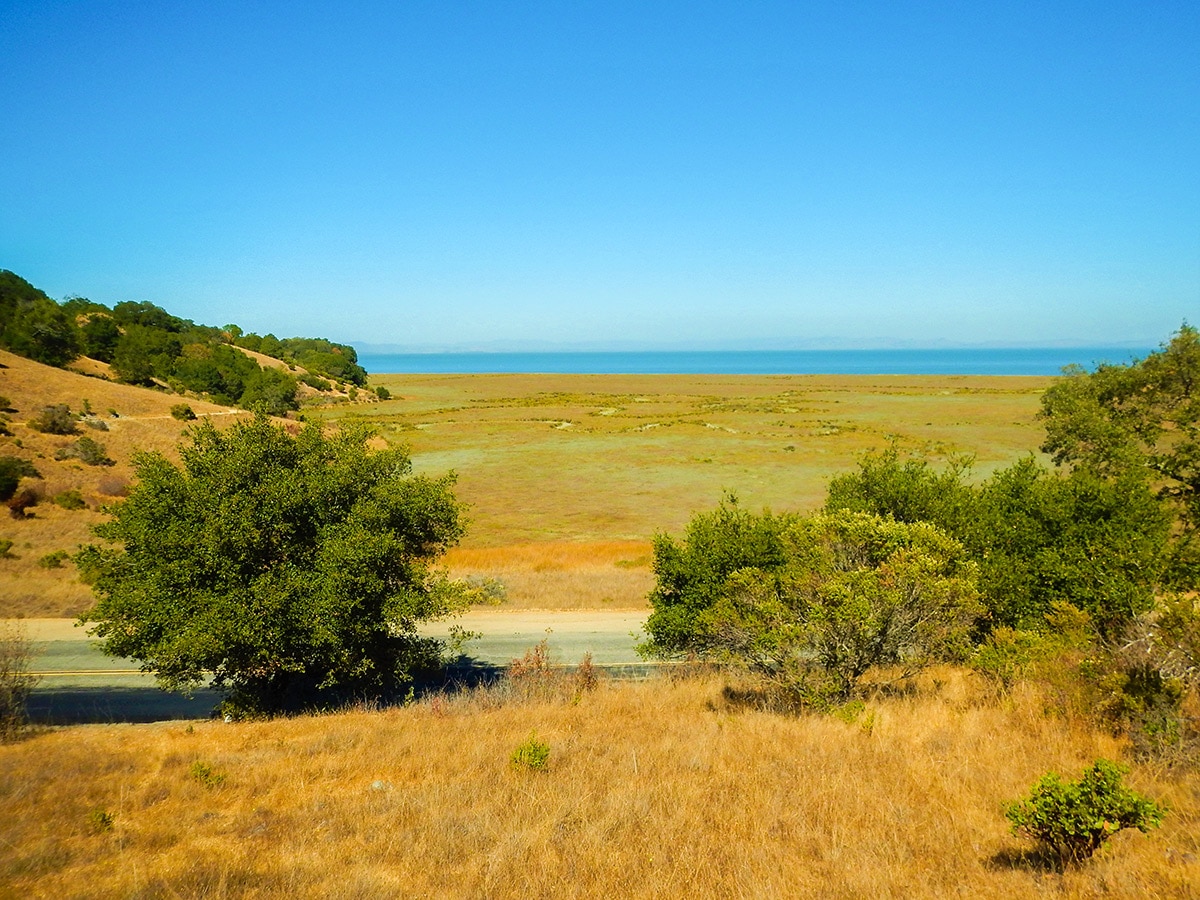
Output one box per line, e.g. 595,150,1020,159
27,685,221,725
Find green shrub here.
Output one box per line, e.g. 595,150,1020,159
375,386,391,400
510,731,550,771
1005,759,1166,865
87,808,115,833
0,455,40,502
0,539,14,559
28,404,77,435
54,436,114,466
299,373,332,392
38,550,69,569
641,503,981,705
54,489,87,510
189,760,227,788
170,403,197,421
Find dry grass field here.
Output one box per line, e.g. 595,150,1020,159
2,670,1196,899
1,357,1053,616
321,371,1053,608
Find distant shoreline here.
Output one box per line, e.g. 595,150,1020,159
359,347,1149,377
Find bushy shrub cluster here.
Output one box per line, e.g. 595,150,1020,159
54,436,115,466
1005,760,1165,865
28,404,78,435
641,500,981,707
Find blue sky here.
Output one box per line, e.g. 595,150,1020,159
2,1,1197,350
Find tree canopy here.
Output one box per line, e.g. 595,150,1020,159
1039,324,1200,584
825,449,1171,635
78,417,465,715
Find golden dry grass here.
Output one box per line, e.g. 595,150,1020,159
443,541,653,609
2,356,1054,616
2,670,1196,899
319,371,1053,610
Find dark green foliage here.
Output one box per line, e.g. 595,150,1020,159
375,386,391,400
54,436,115,466
0,270,356,417
54,489,87,510
80,315,121,362
78,416,465,715
111,300,187,332
38,550,68,569
235,333,368,386
0,270,80,366
0,456,40,502
642,502,981,704
28,403,78,435
1005,760,1165,864
825,449,1170,634
643,495,788,657
1040,325,1200,585
238,366,299,416
300,373,333,392
170,403,197,421
825,446,978,533
110,324,183,385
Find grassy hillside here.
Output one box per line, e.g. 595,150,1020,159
0,350,254,616
2,670,1195,898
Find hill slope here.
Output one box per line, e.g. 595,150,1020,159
0,349,253,616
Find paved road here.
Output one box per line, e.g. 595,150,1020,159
13,610,651,724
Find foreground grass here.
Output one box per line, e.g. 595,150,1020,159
3,672,1196,899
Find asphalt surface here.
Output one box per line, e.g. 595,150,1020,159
14,610,651,724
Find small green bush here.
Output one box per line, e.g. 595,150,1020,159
54,489,87,510
38,550,69,569
189,760,227,788
54,436,114,466
170,403,197,421
87,808,115,834
1005,759,1166,865
28,404,78,435
375,386,391,400
0,539,14,559
0,456,41,502
511,731,551,771
299,373,332,392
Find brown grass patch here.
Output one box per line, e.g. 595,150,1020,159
1,671,1195,898
445,541,653,609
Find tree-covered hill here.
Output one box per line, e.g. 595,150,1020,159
0,269,368,414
